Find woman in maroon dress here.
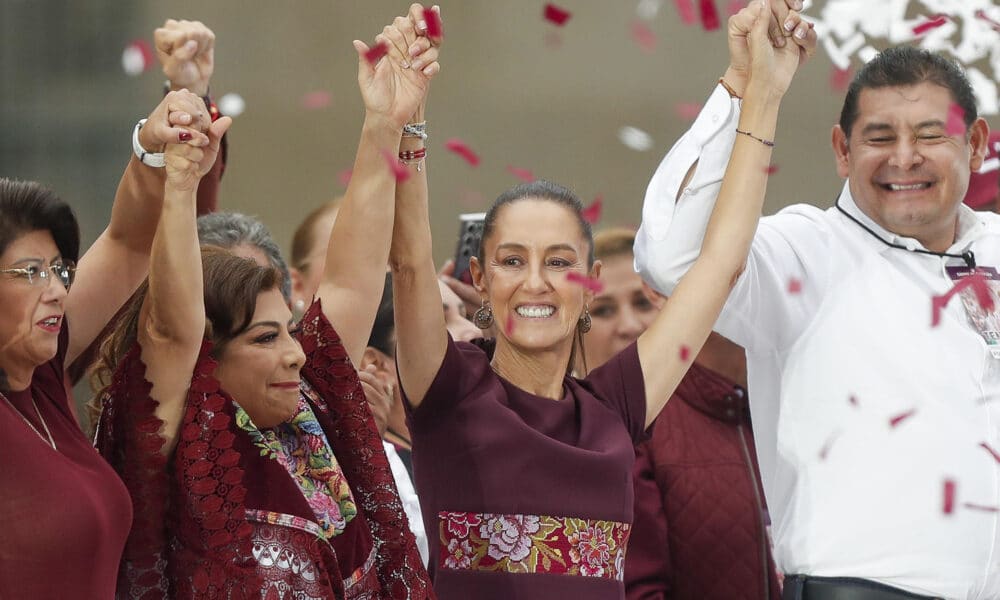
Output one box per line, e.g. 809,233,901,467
387,4,811,599
94,8,440,599
0,89,220,598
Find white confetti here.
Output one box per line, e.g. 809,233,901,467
121,42,150,77
218,93,246,117
618,126,654,152
636,0,663,21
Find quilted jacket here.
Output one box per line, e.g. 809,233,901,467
625,362,781,599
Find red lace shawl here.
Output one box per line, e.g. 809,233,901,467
96,300,434,599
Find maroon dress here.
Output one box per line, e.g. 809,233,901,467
0,323,132,598
404,336,646,600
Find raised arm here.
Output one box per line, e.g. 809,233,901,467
64,91,215,367
385,5,445,409
137,108,231,455
636,1,808,428
315,4,441,366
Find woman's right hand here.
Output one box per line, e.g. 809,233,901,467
352,4,442,129
742,1,815,98
163,115,231,193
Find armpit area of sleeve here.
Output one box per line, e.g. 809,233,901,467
589,341,647,443
401,333,478,423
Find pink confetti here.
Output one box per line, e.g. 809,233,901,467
943,479,956,515
912,14,948,36
932,271,993,327
699,0,720,31
444,138,480,167
679,345,691,361
724,0,744,17
337,168,353,187
888,409,917,428
818,432,840,461
848,394,859,408
301,90,332,110
975,9,1000,32
566,272,604,293
946,103,966,137
382,149,410,182
931,293,949,327
423,6,443,38
980,442,1000,464
543,3,572,26
829,67,853,92
675,0,697,24
674,102,703,120
364,41,389,65
506,165,535,182
964,502,1000,513
765,164,779,175
630,21,657,53
581,196,603,225
787,278,802,294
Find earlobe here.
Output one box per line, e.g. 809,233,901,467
831,125,850,179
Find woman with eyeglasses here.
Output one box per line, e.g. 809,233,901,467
0,89,222,598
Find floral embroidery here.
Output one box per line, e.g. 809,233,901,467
235,397,358,539
438,511,630,580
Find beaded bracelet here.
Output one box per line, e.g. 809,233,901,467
735,128,775,147
403,121,427,140
398,147,427,171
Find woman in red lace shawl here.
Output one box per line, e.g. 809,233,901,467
94,8,440,599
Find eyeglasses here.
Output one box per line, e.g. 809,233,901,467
0,259,77,290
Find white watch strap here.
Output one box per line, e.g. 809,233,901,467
132,118,165,168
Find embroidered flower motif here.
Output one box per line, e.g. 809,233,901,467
479,514,541,562
444,538,475,570
443,512,482,538
568,525,610,577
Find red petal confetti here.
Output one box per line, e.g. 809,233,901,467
382,149,410,182
506,165,535,182
848,394,859,407
980,442,1000,464
818,431,840,461
364,41,389,65
679,345,691,361
444,138,480,167
301,90,332,110
581,195,603,225
765,164,779,175
829,66,853,92
970,273,996,313
337,168,353,187
699,0,721,31
942,479,956,515
724,0,744,17
963,502,1000,513
975,9,1000,32
946,103,966,137
931,271,994,327
912,14,948,36
787,277,802,294
931,293,949,327
674,102,703,120
423,6,443,38
630,21,657,53
675,0,697,25
543,3,572,26
566,272,605,293
888,408,917,428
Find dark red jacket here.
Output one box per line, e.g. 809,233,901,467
625,362,780,600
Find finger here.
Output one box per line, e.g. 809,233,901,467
438,258,456,277
207,116,232,148
411,43,438,71
783,0,803,10
380,26,410,68
421,60,440,78
750,0,772,50
394,14,418,50
767,0,790,47
409,2,426,34
188,21,215,53
408,36,431,59
154,25,185,55
174,39,199,61
167,110,193,126
426,5,443,45
353,39,377,80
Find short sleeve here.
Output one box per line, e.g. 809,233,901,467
401,333,491,425
582,341,647,443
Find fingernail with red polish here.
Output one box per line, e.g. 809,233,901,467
178,131,193,142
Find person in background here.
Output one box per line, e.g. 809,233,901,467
581,228,779,600
291,198,343,319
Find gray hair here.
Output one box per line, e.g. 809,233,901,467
196,212,291,302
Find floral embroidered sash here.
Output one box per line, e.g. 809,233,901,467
235,396,358,540
438,511,631,580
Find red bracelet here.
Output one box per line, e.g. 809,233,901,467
399,148,426,160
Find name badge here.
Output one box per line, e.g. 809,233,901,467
945,266,1000,357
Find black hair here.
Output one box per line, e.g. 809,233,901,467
367,272,395,357
839,46,978,138
0,178,80,263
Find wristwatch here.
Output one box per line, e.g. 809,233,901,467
132,118,165,168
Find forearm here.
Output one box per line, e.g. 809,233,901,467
105,155,167,254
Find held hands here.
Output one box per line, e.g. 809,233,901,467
359,365,393,437
740,1,814,99
139,89,214,153
725,0,815,97
155,19,215,97
164,115,232,193
353,3,443,129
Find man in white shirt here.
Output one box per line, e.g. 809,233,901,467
634,14,993,600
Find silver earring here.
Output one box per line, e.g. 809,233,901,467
578,307,592,334
474,300,494,329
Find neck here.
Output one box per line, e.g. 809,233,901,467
491,339,571,400
694,332,747,389
0,361,34,392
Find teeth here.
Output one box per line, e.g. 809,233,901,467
888,183,929,191
516,305,554,318
42,317,58,326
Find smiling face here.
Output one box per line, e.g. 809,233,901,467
471,198,598,356
833,82,989,250
0,229,68,388
213,287,306,428
584,253,658,369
